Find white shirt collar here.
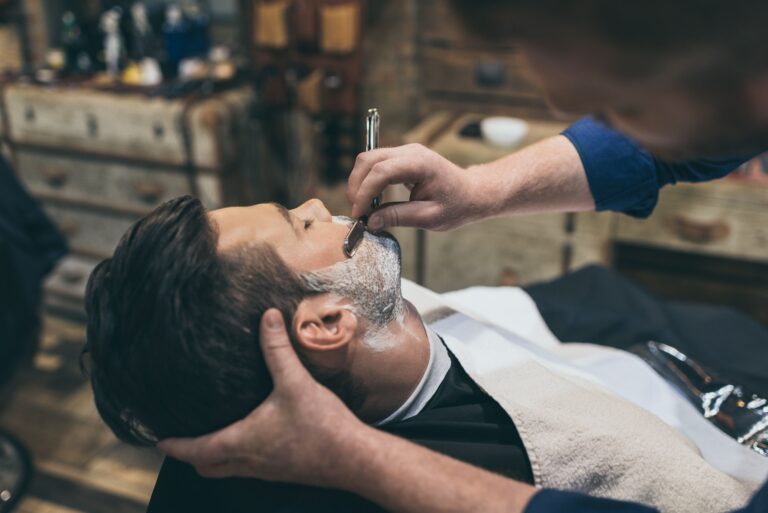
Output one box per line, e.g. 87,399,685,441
375,326,451,426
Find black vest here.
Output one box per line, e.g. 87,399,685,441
146,349,533,513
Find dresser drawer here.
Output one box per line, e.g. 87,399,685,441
6,84,187,165
422,46,541,102
16,150,223,213
425,215,566,292
44,255,101,319
5,84,253,170
43,203,137,259
615,186,768,263
45,255,98,304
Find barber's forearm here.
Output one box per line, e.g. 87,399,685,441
471,135,595,219
340,425,538,513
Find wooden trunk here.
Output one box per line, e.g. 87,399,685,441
1,83,257,319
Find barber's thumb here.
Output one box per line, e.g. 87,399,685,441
369,205,403,231
369,202,432,231
259,308,307,384
262,309,285,332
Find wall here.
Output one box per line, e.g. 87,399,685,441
361,0,420,147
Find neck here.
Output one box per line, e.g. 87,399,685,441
352,301,431,423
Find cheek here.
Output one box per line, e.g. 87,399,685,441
291,224,350,272
315,226,349,266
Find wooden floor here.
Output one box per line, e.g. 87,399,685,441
1,316,163,513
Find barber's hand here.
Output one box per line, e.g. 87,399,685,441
347,144,486,232
158,309,367,487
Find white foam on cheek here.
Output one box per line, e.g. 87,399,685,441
302,223,405,352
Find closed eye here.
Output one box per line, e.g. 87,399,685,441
303,219,314,230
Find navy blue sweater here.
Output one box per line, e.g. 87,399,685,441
563,117,749,218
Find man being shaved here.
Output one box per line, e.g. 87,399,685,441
82,196,752,513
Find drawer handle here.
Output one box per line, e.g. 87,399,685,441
134,181,166,204
43,167,68,188
667,215,730,244
475,61,507,88
57,220,80,237
153,122,165,139
86,115,99,137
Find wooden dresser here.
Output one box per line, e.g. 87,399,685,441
0,82,256,319
612,180,768,325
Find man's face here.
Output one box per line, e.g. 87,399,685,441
521,43,765,159
210,199,348,273
209,199,405,348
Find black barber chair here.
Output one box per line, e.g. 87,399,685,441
0,156,68,511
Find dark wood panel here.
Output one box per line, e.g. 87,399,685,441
29,470,146,513
421,46,543,102
613,242,768,326
421,96,552,121
420,0,516,50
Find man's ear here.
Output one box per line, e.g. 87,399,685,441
293,294,358,352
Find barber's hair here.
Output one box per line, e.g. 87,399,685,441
451,0,768,80
82,196,315,445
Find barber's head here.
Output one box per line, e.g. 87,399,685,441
453,0,768,159
83,196,405,445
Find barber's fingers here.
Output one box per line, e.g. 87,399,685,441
368,201,443,231
350,157,432,219
194,461,236,479
347,147,403,206
160,437,239,479
259,309,311,391
158,427,234,468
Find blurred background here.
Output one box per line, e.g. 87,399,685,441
0,1,765,512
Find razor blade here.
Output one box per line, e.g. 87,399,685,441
344,108,381,258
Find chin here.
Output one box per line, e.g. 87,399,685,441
368,230,402,266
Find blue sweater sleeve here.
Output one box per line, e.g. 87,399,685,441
526,481,768,513
525,490,657,513
562,117,749,218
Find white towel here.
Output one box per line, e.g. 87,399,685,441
402,280,759,512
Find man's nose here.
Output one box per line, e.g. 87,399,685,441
293,198,332,222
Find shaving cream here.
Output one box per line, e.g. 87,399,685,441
301,216,406,352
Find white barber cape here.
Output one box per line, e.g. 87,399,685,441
402,280,766,513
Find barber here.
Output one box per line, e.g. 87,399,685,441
161,0,768,511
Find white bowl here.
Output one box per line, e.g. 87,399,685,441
480,117,530,148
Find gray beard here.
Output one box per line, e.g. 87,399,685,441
300,216,406,352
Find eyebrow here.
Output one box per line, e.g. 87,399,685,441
270,202,301,236
270,202,292,224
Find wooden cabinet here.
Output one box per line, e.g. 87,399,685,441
6,85,252,170
424,214,567,292
613,181,768,325
2,83,256,319
614,181,768,263
16,150,224,215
